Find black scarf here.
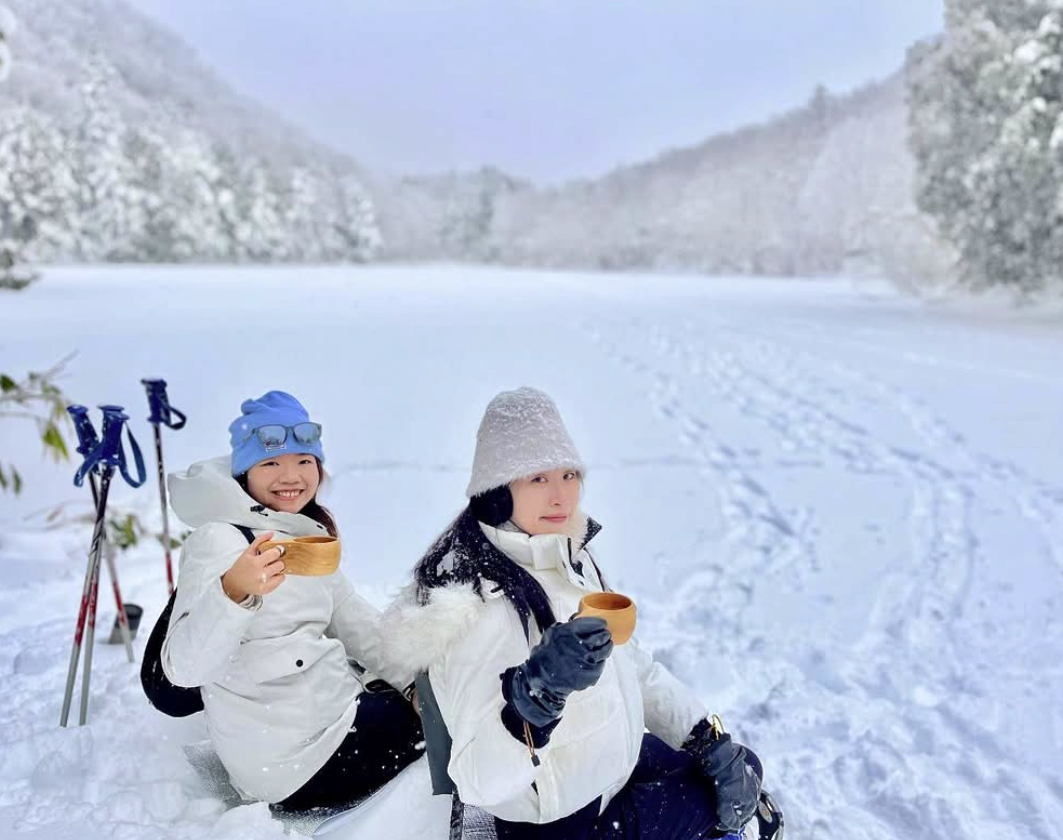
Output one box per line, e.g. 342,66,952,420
414,507,602,639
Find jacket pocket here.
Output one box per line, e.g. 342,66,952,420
240,637,330,685
548,661,621,749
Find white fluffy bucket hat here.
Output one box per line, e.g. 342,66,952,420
466,387,586,498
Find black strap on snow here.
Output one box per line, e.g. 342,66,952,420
140,524,256,717
416,671,456,796
417,668,501,840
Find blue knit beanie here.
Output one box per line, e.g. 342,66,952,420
228,391,325,477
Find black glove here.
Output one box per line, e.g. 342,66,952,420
503,617,614,728
683,720,763,834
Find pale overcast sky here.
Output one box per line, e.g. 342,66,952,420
127,0,944,183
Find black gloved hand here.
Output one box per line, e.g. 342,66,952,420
683,721,763,834
504,616,614,728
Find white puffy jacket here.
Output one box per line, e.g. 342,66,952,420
380,513,707,824
162,456,397,803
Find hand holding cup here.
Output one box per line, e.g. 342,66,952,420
576,592,637,645
221,531,286,601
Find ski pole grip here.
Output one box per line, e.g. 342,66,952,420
97,405,128,467
66,405,100,458
71,404,102,488
141,378,187,430
98,405,148,489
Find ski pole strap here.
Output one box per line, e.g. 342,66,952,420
100,405,147,488
141,378,187,430
74,406,148,489
66,405,100,458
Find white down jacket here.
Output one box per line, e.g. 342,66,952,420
380,513,707,824
162,456,397,803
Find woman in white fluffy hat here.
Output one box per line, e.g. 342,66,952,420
382,388,781,839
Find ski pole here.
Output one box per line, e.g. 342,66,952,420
60,405,146,727
76,405,146,725
68,406,135,663
59,406,102,728
141,379,186,596
101,535,134,661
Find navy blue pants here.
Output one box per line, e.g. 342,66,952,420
274,687,424,811
494,735,720,840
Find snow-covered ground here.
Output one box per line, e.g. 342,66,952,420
1,265,1061,839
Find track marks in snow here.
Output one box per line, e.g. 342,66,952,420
585,312,1063,840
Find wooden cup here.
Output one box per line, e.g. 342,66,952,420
260,536,341,576
577,592,637,645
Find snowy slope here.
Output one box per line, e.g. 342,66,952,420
374,76,947,285
1,266,1061,839
0,0,349,170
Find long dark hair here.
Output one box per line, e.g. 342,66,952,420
236,461,338,537
414,504,556,638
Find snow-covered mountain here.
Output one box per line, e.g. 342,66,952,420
377,74,948,284
1,0,944,282
0,0,345,169
0,0,381,266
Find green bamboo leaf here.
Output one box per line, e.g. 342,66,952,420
41,423,70,459
108,513,144,550
12,468,21,495
0,375,16,393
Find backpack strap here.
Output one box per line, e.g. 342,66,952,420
416,671,456,796
232,524,256,544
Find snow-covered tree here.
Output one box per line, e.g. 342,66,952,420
230,157,288,262
164,128,232,261
0,5,28,287
907,0,1063,293
0,108,79,283
436,167,519,262
72,55,132,260
281,166,326,261
330,174,382,262
0,5,14,83
119,125,173,261
0,1,388,268
439,174,493,260
203,140,249,262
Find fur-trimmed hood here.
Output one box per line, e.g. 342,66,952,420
379,509,602,678
379,580,493,679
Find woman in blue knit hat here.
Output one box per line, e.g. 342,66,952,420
159,391,422,810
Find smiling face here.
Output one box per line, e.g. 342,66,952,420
245,453,321,514
508,467,582,535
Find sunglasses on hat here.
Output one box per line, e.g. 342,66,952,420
242,422,322,451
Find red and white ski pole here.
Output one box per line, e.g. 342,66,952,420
93,474,135,661
141,379,186,596
59,405,146,727
65,407,136,660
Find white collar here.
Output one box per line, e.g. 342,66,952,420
481,521,571,572
478,512,599,591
